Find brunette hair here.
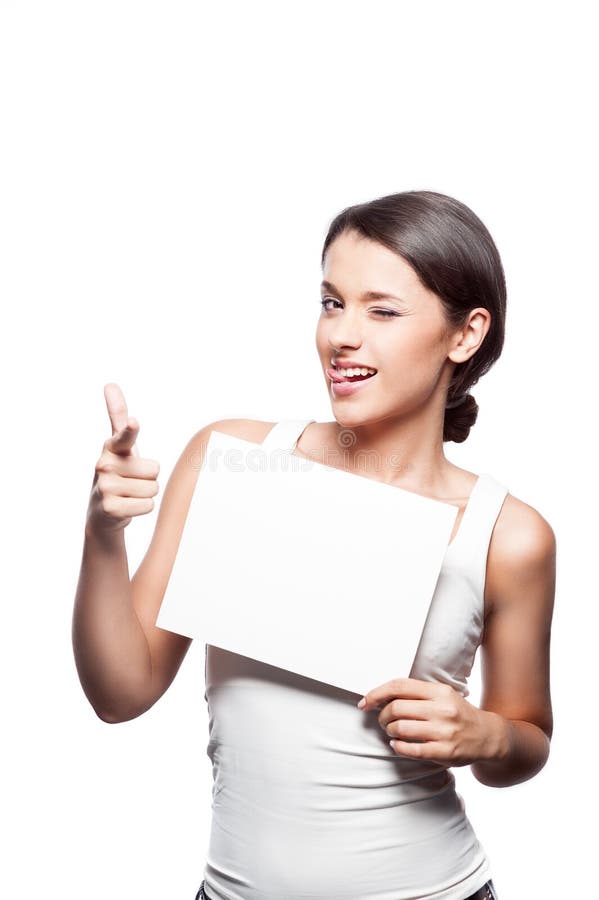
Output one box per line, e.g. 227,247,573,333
320,190,507,443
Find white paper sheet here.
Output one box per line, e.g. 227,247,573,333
155,428,458,695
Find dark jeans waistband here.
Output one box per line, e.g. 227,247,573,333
195,877,498,900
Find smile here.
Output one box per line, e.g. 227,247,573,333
326,366,378,397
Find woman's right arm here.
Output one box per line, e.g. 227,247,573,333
72,382,257,724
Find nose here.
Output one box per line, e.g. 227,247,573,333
326,316,364,354
329,339,363,359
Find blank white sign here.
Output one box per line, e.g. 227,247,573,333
155,428,459,695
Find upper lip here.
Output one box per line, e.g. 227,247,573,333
330,358,377,370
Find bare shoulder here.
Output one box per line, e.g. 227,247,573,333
188,417,278,447
485,488,557,617
489,490,556,568
178,418,279,471
187,417,326,457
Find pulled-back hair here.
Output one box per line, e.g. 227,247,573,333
320,190,507,443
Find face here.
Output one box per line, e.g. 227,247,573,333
315,229,473,428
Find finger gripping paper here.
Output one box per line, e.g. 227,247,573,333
155,427,459,695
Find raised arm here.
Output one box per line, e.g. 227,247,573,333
72,382,253,723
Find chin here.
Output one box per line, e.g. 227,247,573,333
331,403,391,428
331,408,372,428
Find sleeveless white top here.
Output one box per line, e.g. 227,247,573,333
201,419,509,900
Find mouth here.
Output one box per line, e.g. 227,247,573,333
326,365,378,384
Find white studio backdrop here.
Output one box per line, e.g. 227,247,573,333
0,1,596,898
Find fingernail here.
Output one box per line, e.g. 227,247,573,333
357,697,366,708
389,740,395,750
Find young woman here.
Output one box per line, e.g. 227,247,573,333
73,190,555,900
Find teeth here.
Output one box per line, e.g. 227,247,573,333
336,366,377,377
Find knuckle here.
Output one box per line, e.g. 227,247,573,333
101,497,119,517
96,456,117,475
389,720,402,737
441,702,458,720
97,473,119,497
95,474,110,496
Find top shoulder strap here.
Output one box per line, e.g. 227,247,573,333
260,419,317,453
454,473,510,590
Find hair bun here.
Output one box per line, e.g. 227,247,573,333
443,393,478,443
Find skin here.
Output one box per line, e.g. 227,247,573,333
84,229,554,793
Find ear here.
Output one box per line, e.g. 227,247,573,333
448,308,491,363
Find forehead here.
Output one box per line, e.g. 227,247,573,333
322,230,428,300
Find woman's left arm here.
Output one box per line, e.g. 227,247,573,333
470,496,556,788
357,495,556,788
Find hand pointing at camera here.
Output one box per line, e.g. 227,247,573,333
86,383,161,534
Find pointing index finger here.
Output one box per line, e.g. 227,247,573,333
104,382,129,434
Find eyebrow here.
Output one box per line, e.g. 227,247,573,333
320,280,406,304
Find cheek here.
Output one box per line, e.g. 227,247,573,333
377,329,446,392
387,321,446,362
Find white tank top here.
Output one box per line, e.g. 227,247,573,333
201,419,509,900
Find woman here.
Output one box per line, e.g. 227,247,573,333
73,190,555,900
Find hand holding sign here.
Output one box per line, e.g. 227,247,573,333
357,677,507,767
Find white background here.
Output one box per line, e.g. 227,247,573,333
1,1,596,898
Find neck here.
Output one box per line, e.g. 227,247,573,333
329,405,453,494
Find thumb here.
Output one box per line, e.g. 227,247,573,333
104,382,140,457
112,416,141,457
